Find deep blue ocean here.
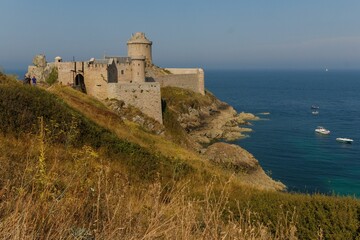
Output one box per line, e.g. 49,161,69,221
206,70,360,197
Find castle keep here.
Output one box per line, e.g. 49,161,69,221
28,32,205,124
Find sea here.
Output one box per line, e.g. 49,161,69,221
206,70,360,197
5,69,360,197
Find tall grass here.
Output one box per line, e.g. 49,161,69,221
0,78,193,183
1,73,360,239
0,133,297,239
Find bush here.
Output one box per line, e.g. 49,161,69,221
46,67,58,85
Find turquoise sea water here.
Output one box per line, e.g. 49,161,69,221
206,70,360,197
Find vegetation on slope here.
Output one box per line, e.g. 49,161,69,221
0,73,360,239
0,74,192,182
161,87,222,147
161,87,219,114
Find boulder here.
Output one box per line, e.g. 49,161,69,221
237,112,259,121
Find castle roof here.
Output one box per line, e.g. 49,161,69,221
105,56,131,64
92,56,133,65
127,32,152,45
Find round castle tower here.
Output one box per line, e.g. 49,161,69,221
127,32,152,65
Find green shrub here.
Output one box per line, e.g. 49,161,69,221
230,190,360,239
46,67,58,85
162,106,190,145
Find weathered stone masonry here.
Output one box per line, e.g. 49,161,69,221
27,32,205,124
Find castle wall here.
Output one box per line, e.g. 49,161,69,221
155,68,205,95
116,63,132,83
56,62,75,85
165,68,199,74
108,82,162,124
83,64,109,100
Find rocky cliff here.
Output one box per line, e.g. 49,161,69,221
161,87,285,191
205,142,285,191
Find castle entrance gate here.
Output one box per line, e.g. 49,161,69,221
75,74,86,93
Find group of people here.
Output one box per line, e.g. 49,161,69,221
23,75,37,85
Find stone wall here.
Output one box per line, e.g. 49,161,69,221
108,82,162,123
165,68,199,74
116,62,132,83
84,64,109,100
56,62,75,85
155,68,204,95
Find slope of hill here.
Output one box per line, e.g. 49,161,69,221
0,72,359,239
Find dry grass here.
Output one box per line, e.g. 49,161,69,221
1,77,359,239
0,130,297,240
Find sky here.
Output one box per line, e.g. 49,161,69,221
1,0,360,71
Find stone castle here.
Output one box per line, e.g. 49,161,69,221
28,32,204,124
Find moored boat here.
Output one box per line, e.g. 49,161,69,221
312,110,319,115
315,126,330,135
336,138,353,144
311,105,320,109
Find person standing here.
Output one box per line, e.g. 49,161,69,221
31,76,37,86
23,75,31,85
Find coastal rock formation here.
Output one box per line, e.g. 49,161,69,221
28,54,55,82
158,87,284,191
205,142,286,191
177,99,258,145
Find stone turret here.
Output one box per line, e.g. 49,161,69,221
127,32,152,65
55,56,62,63
131,56,145,82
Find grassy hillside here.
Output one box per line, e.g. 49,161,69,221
0,72,360,239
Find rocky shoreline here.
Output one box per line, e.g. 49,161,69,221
175,96,259,145
108,87,285,192
171,93,285,191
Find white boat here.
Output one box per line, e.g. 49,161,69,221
315,126,330,135
312,111,319,115
311,105,320,110
336,138,353,144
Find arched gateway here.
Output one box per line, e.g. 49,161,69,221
74,74,86,93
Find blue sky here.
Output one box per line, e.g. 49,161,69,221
1,0,360,71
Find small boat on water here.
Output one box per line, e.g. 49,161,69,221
312,110,319,115
336,138,354,144
311,105,320,109
315,126,330,135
